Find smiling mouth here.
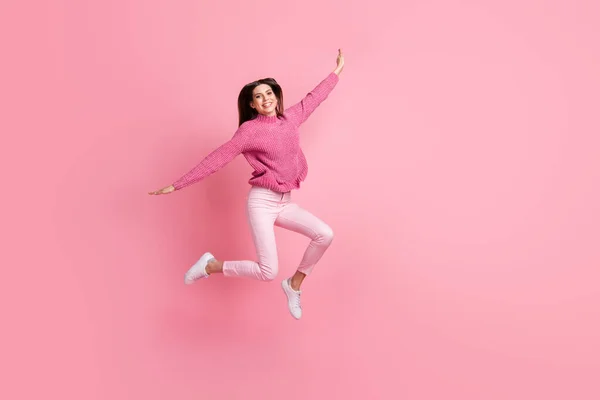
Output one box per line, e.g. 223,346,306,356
263,102,273,108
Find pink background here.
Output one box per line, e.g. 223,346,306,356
2,0,600,399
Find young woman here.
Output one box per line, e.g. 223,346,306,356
149,49,345,319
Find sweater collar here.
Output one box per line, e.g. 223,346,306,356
255,113,280,124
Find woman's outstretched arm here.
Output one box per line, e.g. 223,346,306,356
148,125,250,195
285,49,345,126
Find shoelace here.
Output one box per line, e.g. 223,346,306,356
292,292,302,309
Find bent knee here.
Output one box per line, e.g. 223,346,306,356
258,262,278,282
319,225,334,245
262,272,277,282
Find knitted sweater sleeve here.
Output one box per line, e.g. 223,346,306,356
285,72,339,126
172,125,250,190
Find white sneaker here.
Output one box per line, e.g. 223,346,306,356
281,278,302,319
184,252,215,284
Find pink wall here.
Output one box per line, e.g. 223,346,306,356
3,0,600,399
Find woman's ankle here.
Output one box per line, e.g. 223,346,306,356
290,272,306,291
206,259,223,274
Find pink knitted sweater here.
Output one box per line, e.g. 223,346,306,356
172,72,340,192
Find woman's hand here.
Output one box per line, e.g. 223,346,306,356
334,48,344,75
148,185,175,195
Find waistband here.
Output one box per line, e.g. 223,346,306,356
248,185,291,201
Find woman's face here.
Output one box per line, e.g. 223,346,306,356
250,84,278,116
